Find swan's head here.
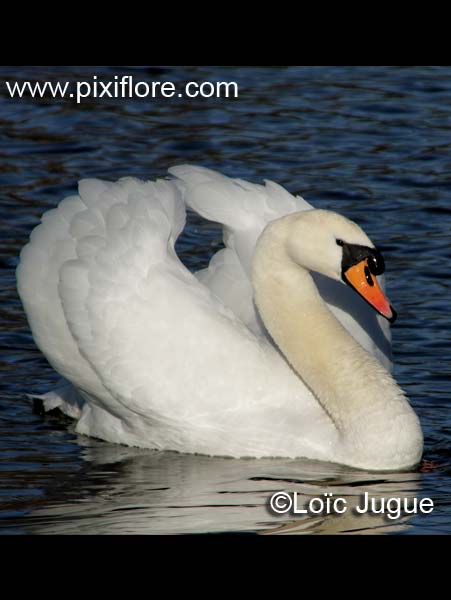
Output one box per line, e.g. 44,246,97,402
285,209,396,322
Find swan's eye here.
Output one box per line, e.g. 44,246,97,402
364,264,374,286
336,239,344,247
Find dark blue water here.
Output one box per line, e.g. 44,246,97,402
0,66,450,534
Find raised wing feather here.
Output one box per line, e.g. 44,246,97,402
16,191,116,412
170,165,313,336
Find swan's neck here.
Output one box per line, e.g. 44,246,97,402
252,218,422,469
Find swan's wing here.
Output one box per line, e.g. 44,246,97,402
16,178,189,419
170,165,312,335
170,164,312,276
170,165,392,370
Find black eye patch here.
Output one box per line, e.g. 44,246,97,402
339,241,386,277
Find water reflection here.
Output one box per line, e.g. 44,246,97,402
23,438,421,534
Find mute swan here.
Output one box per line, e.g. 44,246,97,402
16,165,423,471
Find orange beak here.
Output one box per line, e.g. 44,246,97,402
343,259,396,323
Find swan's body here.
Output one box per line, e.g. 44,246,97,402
16,166,423,470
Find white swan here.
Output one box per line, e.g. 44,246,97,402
16,165,423,471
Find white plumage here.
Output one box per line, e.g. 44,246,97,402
16,165,422,470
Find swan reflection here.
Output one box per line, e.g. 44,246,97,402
24,438,421,535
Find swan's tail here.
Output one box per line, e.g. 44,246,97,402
29,378,85,419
